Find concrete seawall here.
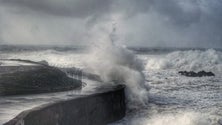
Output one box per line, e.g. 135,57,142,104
3,85,126,125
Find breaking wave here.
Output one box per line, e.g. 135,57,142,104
145,49,222,73
84,41,149,108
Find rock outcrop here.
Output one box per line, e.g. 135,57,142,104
178,70,215,77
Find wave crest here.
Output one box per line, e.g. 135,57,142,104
146,49,222,73
84,42,149,108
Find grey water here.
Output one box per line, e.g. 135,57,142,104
111,49,222,125
0,45,222,125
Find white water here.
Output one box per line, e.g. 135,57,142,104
84,41,149,108
111,49,222,125
1,48,222,125
145,49,222,73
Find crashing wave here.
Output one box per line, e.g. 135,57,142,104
84,40,149,108
145,49,222,73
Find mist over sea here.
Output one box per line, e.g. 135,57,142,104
0,45,222,125
1,0,222,124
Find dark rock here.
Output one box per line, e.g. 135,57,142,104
178,70,215,77
38,60,49,65
218,118,222,125
0,60,82,96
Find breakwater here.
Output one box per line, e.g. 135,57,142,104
4,85,126,125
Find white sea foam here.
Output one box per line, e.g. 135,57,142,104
84,40,149,108
1,48,222,125
0,50,85,68
145,49,222,73
113,111,211,125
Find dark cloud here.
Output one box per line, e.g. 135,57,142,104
117,0,201,27
0,0,221,48
1,0,113,18
153,0,201,26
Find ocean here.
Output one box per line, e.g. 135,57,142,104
0,45,222,125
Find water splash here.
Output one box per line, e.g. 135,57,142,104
84,25,149,108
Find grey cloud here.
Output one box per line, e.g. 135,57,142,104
115,0,201,27
0,0,202,26
0,0,222,48
0,0,208,27
152,0,201,27
1,0,113,18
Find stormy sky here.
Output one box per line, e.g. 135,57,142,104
0,0,222,48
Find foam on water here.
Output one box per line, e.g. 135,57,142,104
145,49,222,73
110,49,222,125
0,49,85,68
1,47,222,125
113,111,211,125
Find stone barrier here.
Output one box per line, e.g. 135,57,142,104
4,85,126,125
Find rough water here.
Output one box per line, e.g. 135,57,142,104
0,46,222,125
111,49,222,125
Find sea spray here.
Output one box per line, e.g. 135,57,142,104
84,39,149,108
145,49,222,73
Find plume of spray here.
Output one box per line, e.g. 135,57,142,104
84,23,149,108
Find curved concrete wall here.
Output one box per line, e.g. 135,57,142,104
4,85,125,125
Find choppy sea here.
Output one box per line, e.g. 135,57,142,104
0,45,222,125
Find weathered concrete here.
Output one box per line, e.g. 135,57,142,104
4,85,126,125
